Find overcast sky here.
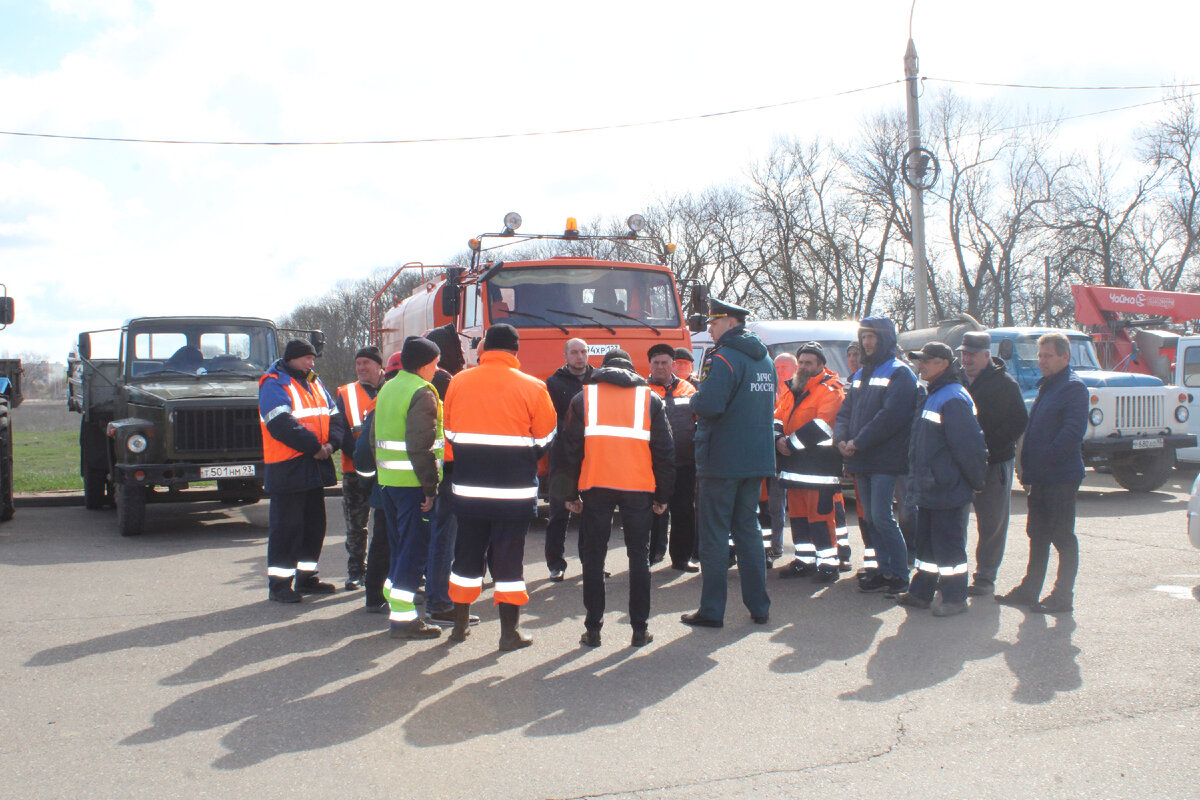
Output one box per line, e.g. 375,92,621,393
1,0,1195,359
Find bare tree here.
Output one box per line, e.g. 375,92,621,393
1137,90,1200,290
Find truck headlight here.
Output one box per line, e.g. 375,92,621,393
127,434,148,454
1176,406,1189,424
1089,408,1103,426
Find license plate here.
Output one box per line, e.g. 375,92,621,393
1131,438,1163,450
200,464,257,478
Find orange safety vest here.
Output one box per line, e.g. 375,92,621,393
337,381,377,472
259,370,333,464
579,382,655,493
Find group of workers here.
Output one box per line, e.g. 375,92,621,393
256,297,1089,651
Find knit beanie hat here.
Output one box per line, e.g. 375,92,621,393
400,336,441,371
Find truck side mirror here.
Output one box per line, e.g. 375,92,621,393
998,339,1014,360
441,267,464,317
690,285,709,316
309,330,325,356
0,297,12,326
687,313,708,333
78,332,92,360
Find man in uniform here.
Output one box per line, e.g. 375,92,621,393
834,317,919,597
957,332,1028,596
444,324,558,650
896,343,987,617
336,345,385,590
373,336,445,639
556,349,675,647
774,343,846,583
681,299,775,628
543,338,592,581
998,332,1088,614
258,339,346,603
673,347,695,381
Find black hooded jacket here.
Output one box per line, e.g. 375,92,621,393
964,356,1028,465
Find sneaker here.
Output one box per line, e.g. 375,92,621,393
882,577,910,599
580,630,601,647
269,586,302,603
548,569,565,582
389,619,442,639
933,601,969,617
295,578,336,595
895,592,931,609
857,572,890,593
778,560,814,579
811,569,838,585
631,629,653,647
429,608,480,626
967,579,995,597
344,575,364,591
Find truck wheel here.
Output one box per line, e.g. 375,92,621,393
0,397,13,522
116,483,147,536
1110,451,1175,492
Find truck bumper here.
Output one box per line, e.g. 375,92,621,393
112,461,264,486
1082,433,1197,462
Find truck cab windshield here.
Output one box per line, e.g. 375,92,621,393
1004,336,1101,384
485,267,680,329
127,325,276,379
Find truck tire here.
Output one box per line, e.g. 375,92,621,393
116,483,147,536
0,396,13,522
1110,451,1175,492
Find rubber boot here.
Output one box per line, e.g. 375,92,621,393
498,602,532,651
449,602,472,643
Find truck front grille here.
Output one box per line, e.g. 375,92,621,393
1114,394,1164,431
173,407,262,454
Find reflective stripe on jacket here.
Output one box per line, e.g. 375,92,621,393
374,370,444,492
775,368,845,489
338,381,377,472
579,382,655,492
443,350,558,519
259,366,334,464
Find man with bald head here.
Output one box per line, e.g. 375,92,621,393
543,337,593,580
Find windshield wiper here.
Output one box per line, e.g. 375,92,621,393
592,306,661,335
140,368,200,377
502,310,570,334
203,369,260,379
545,308,616,335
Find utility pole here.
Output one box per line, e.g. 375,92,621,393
904,38,930,329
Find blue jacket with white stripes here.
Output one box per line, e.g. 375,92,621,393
258,360,345,494
907,370,988,509
833,317,920,475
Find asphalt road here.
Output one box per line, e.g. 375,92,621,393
1,471,1197,800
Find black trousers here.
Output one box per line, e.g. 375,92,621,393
579,488,653,632
650,463,696,567
1020,482,1080,599
364,506,390,606
544,496,572,573
341,471,372,578
267,487,327,587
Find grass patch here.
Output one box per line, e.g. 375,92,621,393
14,427,80,493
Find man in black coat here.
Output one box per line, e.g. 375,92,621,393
958,332,1029,596
543,337,593,580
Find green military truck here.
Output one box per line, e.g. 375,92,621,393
68,316,323,536
0,289,21,522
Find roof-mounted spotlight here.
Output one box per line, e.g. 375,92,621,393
626,213,646,238
564,217,580,240
501,211,522,236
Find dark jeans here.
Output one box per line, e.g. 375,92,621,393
651,463,697,567
426,467,458,614
1018,482,1080,599
545,494,572,574
856,473,908,579
267,487,327,588
381,486,431,605
341,471,372,579
971,459,1014,583
696,476,770,621
908,505,970,604
579,488,652,632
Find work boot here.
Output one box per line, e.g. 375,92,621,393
295,574,336,594
580,629,601,648
778,559,813,579
933,601,969,618
1031,593,1073,614
389,618,442,640
430,606,480,627
448,602,473,643
498,602,532,651
268,577,302,604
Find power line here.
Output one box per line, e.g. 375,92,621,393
926,77,1198,92
0,80,903,147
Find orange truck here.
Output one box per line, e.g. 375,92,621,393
373,213,704,381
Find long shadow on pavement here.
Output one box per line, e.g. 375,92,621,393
1003,612,1081,704
768,578,888,675
839,598,1005,703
